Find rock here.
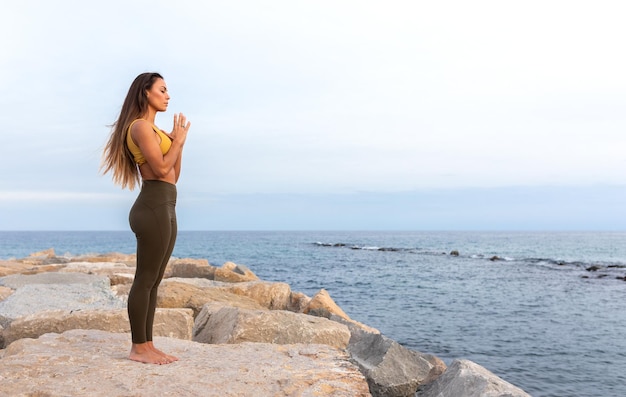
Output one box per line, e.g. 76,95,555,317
16,248,69,267
164,258,215,279
0,272,106,288
586,265,601,272
59,261,136,279
0,260,37,277
163,277,295,309
153,280,265,316
416,359,531,397
450,250,460,256
304,288,350,320
2,308,193,348
29,248,56,257
0,273,124,328
490,256,502,261
288,291,312,312
0,329,372,397
108,273,134,286
24,264,68,274
330,314,381,335
218,280,293,310
162,276,222,288
0,286,13,302
70,252,136,265
193,303,351,349
214,261,259,282
348,327,445,397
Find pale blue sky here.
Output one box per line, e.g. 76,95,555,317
1,1,625,230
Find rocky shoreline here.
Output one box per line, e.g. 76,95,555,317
0,249,531,396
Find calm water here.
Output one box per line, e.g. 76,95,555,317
2,230,626,397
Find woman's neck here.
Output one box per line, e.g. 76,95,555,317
142,108,157,124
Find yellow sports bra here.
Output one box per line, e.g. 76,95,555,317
126,119,172,166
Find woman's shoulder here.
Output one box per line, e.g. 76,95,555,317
129,119,161,137
129,118,151,131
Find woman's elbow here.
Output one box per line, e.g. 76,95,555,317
153,165,172,178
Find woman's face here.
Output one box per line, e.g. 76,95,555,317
146,78,170,112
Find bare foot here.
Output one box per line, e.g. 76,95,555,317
147,341,179,362
129,343,172,365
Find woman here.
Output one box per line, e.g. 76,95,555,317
101,72,190,364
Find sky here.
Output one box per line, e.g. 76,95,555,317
1,0,625,231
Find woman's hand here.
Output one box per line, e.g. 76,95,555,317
171,113,190,143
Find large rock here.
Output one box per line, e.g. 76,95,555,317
156,280,265,315
193,303,351,349
218,280,293,310
0,260,37,277
69,252,136,265
214,261,259,282
416,359,531,397
288,291,312,312
0,273,124,327
1,308,193,348
159,277,294,311
58,261,136,278
164,257,215,279
0,272,108,288
0,329,372,397
304,288,350,319
348,328,445,397
13,248,70,267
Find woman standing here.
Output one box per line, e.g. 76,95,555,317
101,72,190,364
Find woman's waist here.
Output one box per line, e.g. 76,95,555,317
137,179,177,202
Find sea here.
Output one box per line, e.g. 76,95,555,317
1,230,626,397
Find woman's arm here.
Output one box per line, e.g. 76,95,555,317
130,119,187,181
174,151,183,183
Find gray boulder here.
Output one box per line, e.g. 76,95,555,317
0,273,124,328
347,327,446,397
416,359,531,397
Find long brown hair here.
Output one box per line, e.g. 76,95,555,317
100,72,164,190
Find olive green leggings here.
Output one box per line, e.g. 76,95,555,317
128,180,177,344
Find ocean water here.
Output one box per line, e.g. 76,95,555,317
2,230,626,397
